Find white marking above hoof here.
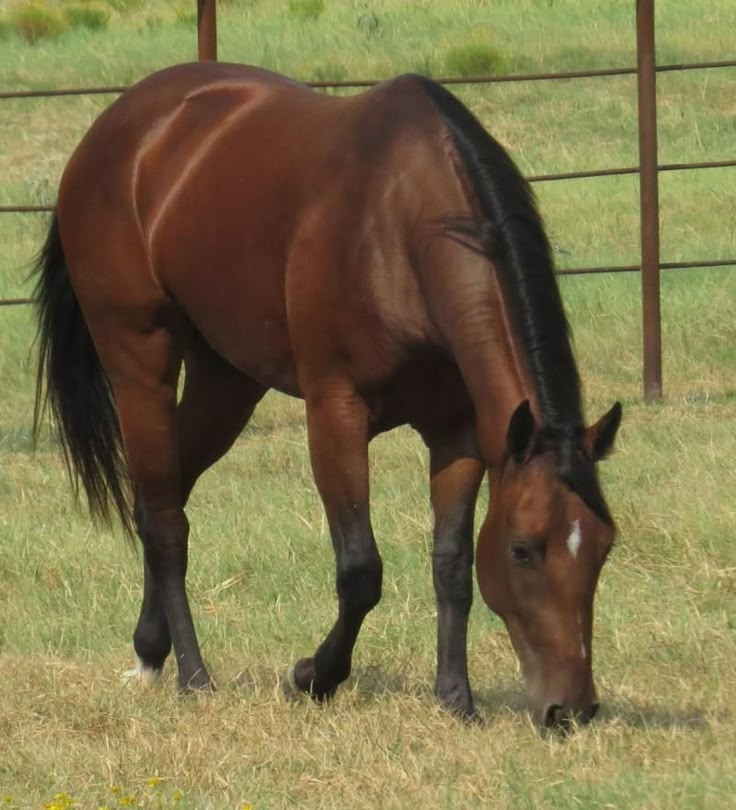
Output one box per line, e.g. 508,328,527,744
121,655,163,687
282,665,301,700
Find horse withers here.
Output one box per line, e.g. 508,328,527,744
33,62,621,731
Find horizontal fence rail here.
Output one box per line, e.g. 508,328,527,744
3,157,735,214
7,258,736,307
2,60,733,213
527,158,736,183
2,58,735,99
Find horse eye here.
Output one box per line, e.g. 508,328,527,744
510,539,542,567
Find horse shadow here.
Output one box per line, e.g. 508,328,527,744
596,696,717,732
230,664,718,733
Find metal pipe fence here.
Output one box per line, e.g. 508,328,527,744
1,0,733,398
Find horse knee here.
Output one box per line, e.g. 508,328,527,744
432,548,473,606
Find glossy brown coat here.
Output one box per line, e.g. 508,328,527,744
34,63,621,728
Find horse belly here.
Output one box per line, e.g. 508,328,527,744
168,262,299,395
151,195,298,393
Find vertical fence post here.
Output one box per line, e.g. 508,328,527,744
636,0,662,401
197,0,217,61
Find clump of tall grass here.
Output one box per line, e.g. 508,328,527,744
105,0,144,11
288,0,325,22
8,2,68,44
175,8,197,27
444,41,507,77
311,60,348,83
63,3,110,31
0,14,12,40
356,9,381,38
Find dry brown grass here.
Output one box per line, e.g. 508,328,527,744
2,388,735,808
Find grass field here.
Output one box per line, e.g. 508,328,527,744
1,1,736,808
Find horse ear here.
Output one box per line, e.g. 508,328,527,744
584,401,622,461
506,399,536,464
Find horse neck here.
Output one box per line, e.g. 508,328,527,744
418,236,537,466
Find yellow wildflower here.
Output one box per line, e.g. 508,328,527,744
172,791,184,803
146,777,161,789
45,794,75,810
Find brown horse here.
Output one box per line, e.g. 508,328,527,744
34,62,621,730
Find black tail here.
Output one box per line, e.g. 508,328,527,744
33,212,132,536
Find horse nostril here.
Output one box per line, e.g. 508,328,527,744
544,704,564,728
576,701,600,727
543,702,599,731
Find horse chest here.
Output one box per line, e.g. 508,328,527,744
364,351,474,438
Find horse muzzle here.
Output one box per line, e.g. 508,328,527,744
541,699,600,732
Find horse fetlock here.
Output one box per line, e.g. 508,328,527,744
337,558,383,614
133,623,171,670
121,655,164,688
436,679,477,721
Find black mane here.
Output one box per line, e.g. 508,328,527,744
414,75,582,431
415,76,613,525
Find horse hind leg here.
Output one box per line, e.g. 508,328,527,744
130,336,266,685
89,312,211,691
177,336,267,502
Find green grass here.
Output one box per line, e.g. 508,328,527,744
443,41,507,77
5,2,69,45
1,1,736,808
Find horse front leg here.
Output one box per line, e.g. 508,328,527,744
289,384,382,701
425,424,484,719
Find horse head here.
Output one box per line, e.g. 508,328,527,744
476,400,622,730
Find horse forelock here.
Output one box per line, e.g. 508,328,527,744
554,433,613,527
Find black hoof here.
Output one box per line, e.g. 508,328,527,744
285,657,338,702
437,687,479,724
460,706,484,726
178,668,215,693
440,700,481,724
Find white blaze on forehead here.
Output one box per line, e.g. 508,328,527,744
566,519,582,559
